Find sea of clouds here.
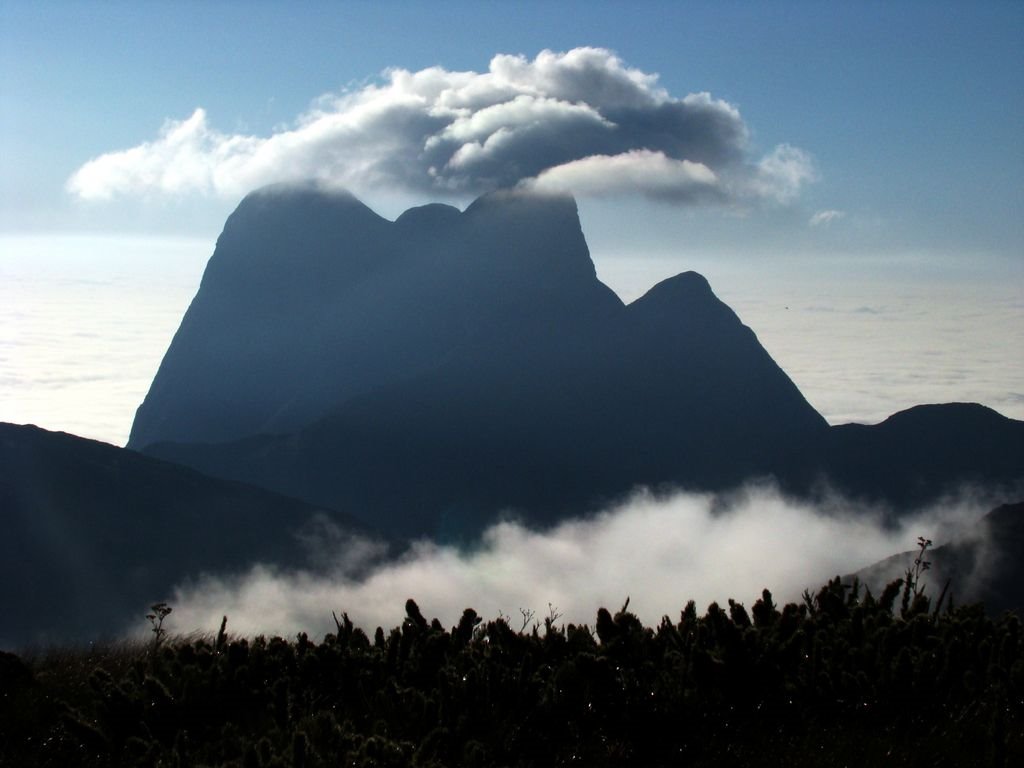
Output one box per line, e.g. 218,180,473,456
600,253,1024,427
3,234,1020,447
0,235,209,445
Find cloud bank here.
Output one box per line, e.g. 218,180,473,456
164,485,987,639
68,48,813,205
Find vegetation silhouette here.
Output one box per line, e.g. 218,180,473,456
145,603,173,650
2,578,1021,767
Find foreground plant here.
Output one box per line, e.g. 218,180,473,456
1,580,1020,767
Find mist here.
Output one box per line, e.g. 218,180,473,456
164,483,991,639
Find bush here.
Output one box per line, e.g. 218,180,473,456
1,580,1021,767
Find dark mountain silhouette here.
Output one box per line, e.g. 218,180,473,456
132,184,1024,540
852,501,1024,615
0,423,363,647
779,403,1024,514
128,183,623,449
134,185,825,538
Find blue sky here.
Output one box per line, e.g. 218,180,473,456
2,1,1023,444
3,1,1022,257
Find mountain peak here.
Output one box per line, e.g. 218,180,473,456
247,179,358,198
880,402,1007,427
633,271,713,303
225,182,385,230
463,187,578,215
626,271,734,330
394,202,462,230
129,185,615,449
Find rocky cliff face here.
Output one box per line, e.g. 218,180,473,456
134,184,827,538
128,184,623,449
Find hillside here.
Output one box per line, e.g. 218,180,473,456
853,501,1024,615
0,423,362,647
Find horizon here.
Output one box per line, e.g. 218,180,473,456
2,189,1022,446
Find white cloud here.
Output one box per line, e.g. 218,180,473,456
68,48,814,206
809,209,846,227
163,484,987,639
524,149,720,202
748,144,818,204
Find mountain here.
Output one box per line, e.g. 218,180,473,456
128,184,623,449
852,501,1024,615
0,423,363,647
779,403,1024,515
133,184,1024,540
135,185,826,538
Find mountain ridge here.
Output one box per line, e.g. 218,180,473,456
128,183,1023,538
0,421,362,645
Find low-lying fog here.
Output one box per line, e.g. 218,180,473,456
164,483,994,638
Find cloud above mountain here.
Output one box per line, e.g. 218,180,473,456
68,48,813,206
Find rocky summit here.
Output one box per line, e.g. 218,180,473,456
128,184,623,449
131,184,1023,539
132,184,827,537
